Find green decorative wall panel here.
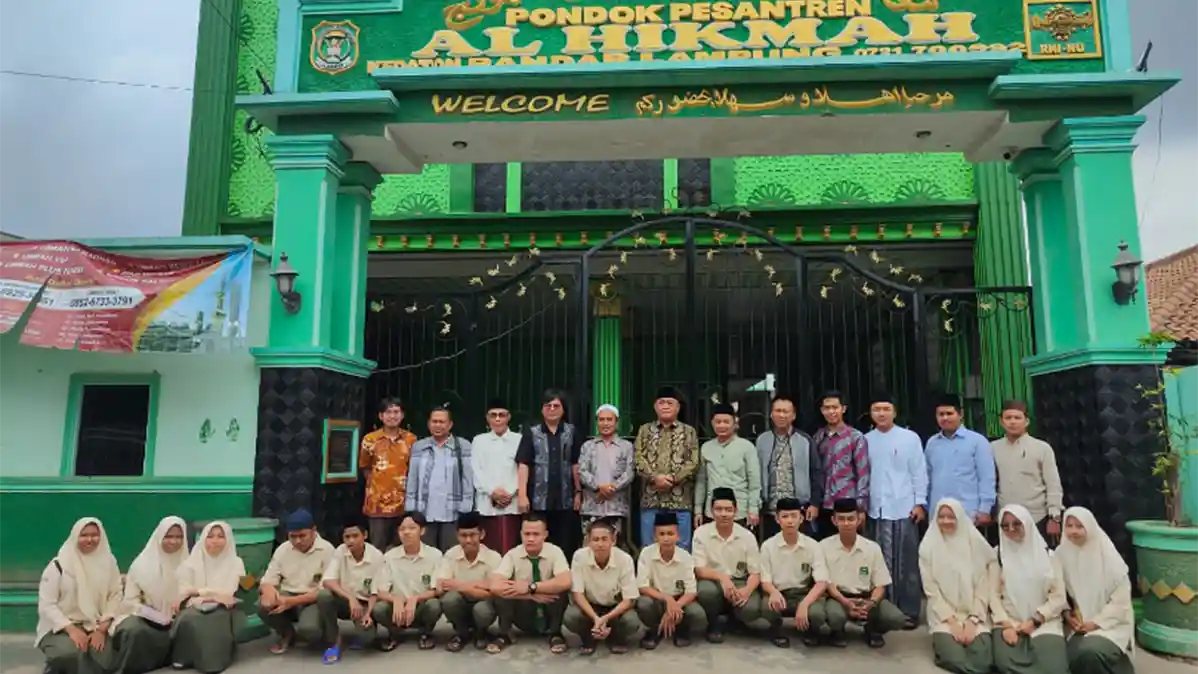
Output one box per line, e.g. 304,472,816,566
732,153,975,208
373,165,452,218
227,0,278,219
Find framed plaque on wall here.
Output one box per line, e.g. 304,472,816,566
322,419,360,484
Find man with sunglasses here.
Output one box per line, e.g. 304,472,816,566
470,399,524,553
517,389,584,557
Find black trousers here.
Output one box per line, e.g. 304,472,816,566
538,510,581,558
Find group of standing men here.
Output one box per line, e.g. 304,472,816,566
356,385,1064,632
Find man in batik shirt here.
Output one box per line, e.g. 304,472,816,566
360,398,418,551
811,390,869,539
634,386,700,551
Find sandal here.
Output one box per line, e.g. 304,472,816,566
321,647,342,665
640,636,659,650
418,634,436,650
549,635,569,654
578,643,597,656
801,633,821,647
474,634,490,650
486,634,512,655
609,642,629,654
706,629,725,644
446,635,466,653
673,634,692,648
378,638,398,652
770,635,791,648
269,634,295,655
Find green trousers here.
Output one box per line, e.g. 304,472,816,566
932,631,995,674
634,596,708,636
495,595,568,636
256,598,324,645
440,591,498,637
316,590,384,645
40,629,119,674
172,606,239,674
761,588,829,634
825,597,906,635
1066,633,1135,674
992,630,1069,674
563,603,642,645
371,598,443,636
111,617,171,674
695,580,763,627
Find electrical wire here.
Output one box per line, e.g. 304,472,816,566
0,69,194,92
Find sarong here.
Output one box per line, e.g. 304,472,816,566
869,517,921,620
481,514,521,554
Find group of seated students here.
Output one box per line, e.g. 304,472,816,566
36,491,1137,674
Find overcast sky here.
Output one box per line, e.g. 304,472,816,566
0,0,1194,261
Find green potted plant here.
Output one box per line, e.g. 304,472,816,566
1126,330,1198,659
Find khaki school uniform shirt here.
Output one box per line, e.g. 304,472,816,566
636,544,697,597
692,522,760,580
760,532,828,592
262,536,336,595
381,544,443,600
571,547,639,607
436,544,503,583
493,542,570,582
321,543,386,600
992,433,1064,523
820,535,891,596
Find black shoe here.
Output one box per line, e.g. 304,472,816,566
706,627,726,644
640,635,659,650
829,632,848,648
902,617,919,631
801,632,821,647
866,631,885,648
768,627,790,648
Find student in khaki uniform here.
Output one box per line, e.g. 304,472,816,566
436,511,503,652
487,513,573,655
564,520,642,655
820,498,906,648
693,487,763,643
635,511,706,649
258,509,336,655
316,519,386,663
373,512,444,650
759,498,830,648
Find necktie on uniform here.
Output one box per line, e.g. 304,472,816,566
530,557,547,633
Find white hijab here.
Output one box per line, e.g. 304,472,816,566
177,521,245,597
56,517,120,622
126,516,188,615
919,498,995,614
997,504,1054,620
1056,507,1131,628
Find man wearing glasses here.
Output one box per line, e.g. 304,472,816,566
470,399,524,553
517,389,584,557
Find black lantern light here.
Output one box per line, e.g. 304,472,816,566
270,252,302,314
1110,240,1142,306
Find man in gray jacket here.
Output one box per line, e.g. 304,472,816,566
755,394,823,540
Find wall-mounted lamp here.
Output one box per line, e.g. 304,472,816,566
1110,240,1142,306
270,253,302,314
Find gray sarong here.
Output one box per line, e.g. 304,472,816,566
869,517,921,621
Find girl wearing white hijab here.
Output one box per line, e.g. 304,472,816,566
918,498,996,674
1057,506,1136,674
37,517,123,674
990,505,1069,674
111,516,189,674
172,521,246,674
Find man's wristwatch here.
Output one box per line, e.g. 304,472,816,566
528,582,538,595
1032,613,1045,627
967,615,982,626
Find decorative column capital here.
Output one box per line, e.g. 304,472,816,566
264,134,350,175
1044,116,1144,161
1010,148,1060,185
340,162,383,196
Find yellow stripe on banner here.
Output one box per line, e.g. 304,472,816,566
130,262,222,349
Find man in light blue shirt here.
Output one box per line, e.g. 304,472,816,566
924,394,996,529
864,392,926,627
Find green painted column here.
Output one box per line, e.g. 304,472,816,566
592,294,623,434
253,134,373,377
331,163,383,360
973,162,1034,435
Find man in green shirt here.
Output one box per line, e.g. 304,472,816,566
695,403,762,528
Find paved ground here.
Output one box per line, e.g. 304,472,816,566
1,628,1192,674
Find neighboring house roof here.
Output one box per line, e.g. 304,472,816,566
1146,244,1198,342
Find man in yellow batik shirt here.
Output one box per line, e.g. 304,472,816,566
360,398,417,551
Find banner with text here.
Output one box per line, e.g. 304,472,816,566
0,241,253,353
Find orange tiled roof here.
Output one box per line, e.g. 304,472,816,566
1146,244,1198,342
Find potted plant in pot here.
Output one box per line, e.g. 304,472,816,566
1126,330,1198,659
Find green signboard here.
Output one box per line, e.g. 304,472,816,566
297,0,1106,92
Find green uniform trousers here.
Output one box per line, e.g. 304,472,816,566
992,630,1069,674
316,589,384,645
172,606,239,674
111,617,171,674
825,596,906,635
495,595,568,636
257,596,324,645
1066,633,1135,674
761,587,829,634
563,603,642,644
440,591,498,637
634,596,708,636
932,631,995,674
371,598,443,636
695,579,763,627
40,629,119,674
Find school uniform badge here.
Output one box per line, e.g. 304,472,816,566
858,565,869,577
674,579,686,592
422,573,432,587
310,20,360,75
801,563,811,573
736,561,747,575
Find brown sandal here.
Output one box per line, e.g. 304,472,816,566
486,634,512,654
446,635,466,652
269,634,294,655
549,635,568,654
418,634,436,650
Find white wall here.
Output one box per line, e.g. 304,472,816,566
0,263,271,478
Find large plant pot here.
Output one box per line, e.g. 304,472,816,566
1126,520,1198,659
190,517,278,643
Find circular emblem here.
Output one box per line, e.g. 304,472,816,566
674,579,685,592
310,20,360,75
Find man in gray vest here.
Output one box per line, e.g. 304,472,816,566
755,394,822,540
517,388,583,557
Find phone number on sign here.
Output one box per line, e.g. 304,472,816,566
67,295,137,309
855,42,1026,56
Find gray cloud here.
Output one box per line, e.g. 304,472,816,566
0,0,1193,260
